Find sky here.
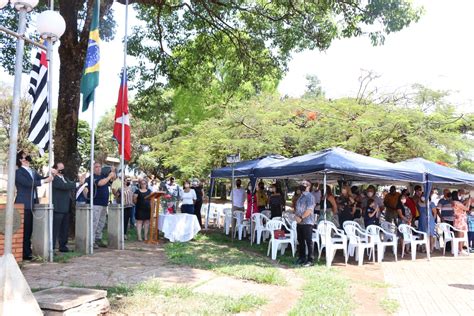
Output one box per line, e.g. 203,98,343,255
1,0,473,126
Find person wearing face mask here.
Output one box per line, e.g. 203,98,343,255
383,186,401,224
364,198,379,227
417,192,437,253
291,186,302,212
363,185,384,216
451,191,471,255
180,180,197,215
51,162,77,253
396,195,413,254
337,185,356,227
401,189,417,224
15,150,53,260
256,181,268,212
294,180,316,267
268,183,285,218
115,177,134,240
317,185,339,227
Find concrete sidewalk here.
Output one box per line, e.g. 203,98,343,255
382,254,474,315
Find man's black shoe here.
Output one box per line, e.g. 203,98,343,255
295,257,306,265
59,248,71,253
303,260,314,267
23,255,33,261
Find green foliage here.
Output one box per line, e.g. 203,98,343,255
140,86,473,179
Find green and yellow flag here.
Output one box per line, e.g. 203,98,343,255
80,0,100,112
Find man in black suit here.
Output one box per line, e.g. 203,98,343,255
15,150,53,260
51,162,76,253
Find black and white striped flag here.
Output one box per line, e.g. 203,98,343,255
28,47,49,155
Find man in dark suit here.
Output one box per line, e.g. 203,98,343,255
51,162,76,252
15,150,53,260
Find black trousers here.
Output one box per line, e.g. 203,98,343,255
297,224,314,262
23,208,33,258
53,212,70,251
194,201,203,227
124,207,132,235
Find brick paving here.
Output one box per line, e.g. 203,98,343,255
381,254,474,315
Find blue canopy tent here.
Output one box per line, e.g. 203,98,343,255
395,158,474,257
396,158,474,186
252,148,424,183
206,154,287,229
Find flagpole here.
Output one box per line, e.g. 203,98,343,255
89,93,95,255
46,38,54,263
119,0,129,250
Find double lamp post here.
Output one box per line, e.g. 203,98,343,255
0,0,65,262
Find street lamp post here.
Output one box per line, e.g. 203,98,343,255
36,8,66,263
2,0,39,259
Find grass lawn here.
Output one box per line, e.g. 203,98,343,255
165,232,287,285
107,279,267,315
165,231,354,315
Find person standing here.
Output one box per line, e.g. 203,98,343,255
256,181,268,212
191,179,204,227
231,179,246,212
166,177,181,213
294,180,316,267
115,177,134,240
133,179,152,241
337,185,356,227
311,183,322,216
180,180,197,215
15,150,53,260
84,162,116,248
246,182,258,218
383,186,401,224
417,193,437,253
451,191,470,256
268,183,285,218
51,162,76,252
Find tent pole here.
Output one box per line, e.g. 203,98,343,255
205,178,214,230
424,174,431,261
323,173,327,221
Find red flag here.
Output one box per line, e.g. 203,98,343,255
113,70,131,161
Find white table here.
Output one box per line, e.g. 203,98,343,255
158,213,201,242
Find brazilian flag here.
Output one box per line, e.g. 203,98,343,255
80,0,100,112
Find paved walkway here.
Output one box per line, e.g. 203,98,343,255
381,254,474,315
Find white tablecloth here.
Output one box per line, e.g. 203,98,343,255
158,214,201,242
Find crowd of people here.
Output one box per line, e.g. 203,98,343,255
13,149,206,260
230,179,474,266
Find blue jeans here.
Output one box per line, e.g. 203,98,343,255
181,204,194,215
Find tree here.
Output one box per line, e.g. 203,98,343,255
0,0,422,179
303,74,325,99
141,90,473,179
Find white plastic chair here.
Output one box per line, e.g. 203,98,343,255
266,219,296,260
223,208,233,235
437,223,468,257
398,224,430,261
251,213,270,245
344,224,375,266
366,225,398,263
233,211,250,240
312,228,321,259
317,220,348,267
380,221,398,242
343,221,369,245
261,210,271,219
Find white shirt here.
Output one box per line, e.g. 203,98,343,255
231,187,246,208
181,189,197,205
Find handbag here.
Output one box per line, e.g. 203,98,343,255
274,229,286,239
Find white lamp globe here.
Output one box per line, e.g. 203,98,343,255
10,0,39,11
37,10,66,41
0,0,9,10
